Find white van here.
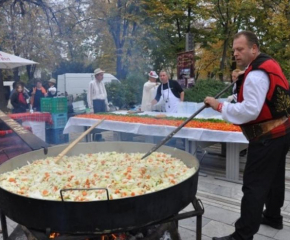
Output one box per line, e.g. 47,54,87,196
3,81,13,101
4,81,29,97
57,73,120,97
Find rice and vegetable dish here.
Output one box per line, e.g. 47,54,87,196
0,152,196,201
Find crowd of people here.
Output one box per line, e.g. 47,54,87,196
7,78,57,113
8,67,186,115
87,68,185,114
87,66,252,115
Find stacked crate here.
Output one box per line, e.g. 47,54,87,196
41,98,69,144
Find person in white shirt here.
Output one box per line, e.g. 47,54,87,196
227,69,244,103
141,71,159,111
87,68,109,113
46,78,57,98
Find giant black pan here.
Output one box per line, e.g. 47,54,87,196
0,142,199,233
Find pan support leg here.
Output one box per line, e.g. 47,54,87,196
192,198,204,240
0,210,8,240
196,214,202,240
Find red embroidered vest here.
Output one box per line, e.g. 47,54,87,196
237,53,290,126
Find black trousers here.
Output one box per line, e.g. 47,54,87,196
233,133,290,240
93,99,106,113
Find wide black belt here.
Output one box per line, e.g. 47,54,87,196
241,116,288,141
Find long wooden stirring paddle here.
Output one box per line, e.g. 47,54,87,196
55,118,105,164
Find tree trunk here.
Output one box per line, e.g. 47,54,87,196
13,67,19,82
231,50,236,71
0,69,7,111
0,39,5,110
109,0,132,80
26,64,36,81
187,4,192,33
219,37,229,81
195,71,199,82
116,47,123,79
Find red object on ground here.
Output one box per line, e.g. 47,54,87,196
0,126,32,137
8,112,52,124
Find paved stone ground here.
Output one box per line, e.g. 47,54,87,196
1,132,290,240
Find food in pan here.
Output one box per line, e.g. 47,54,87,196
0,152,195,201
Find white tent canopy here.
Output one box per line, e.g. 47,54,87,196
0,51,38,69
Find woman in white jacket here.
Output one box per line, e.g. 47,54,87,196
141,71,159,111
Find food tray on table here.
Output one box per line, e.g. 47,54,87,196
127,110,144,114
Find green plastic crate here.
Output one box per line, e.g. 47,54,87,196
40,98,52,112
41,98,68,113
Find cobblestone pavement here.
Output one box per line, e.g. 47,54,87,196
1,132,290,240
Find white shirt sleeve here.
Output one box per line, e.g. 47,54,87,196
48,86,56,95
222,70,270,125
144,82,157,91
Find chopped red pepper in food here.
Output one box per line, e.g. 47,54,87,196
76,114,241,132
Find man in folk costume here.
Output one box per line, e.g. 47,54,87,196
87,68,109,113
205,31,290,240
152,70,184,113
141,71,160,111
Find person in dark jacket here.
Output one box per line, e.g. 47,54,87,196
10,83,28,113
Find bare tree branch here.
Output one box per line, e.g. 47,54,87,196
217,0,226,27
